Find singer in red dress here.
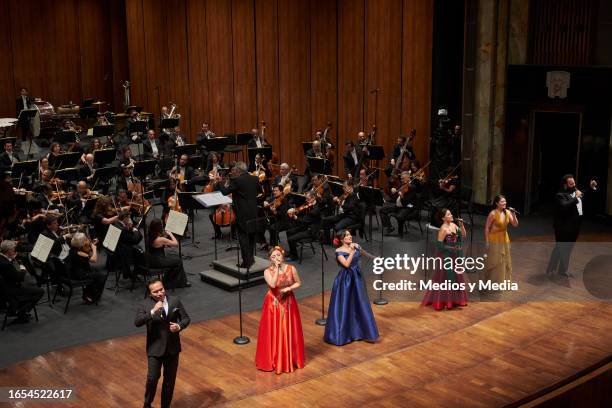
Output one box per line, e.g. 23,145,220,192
255,246,306,374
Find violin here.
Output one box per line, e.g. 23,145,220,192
269,195,284,215
288,200,314,217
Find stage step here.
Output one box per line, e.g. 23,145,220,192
211,256,268,280
199,269,266,291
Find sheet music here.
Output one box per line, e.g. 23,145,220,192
103,224,122,252
31,234,55,263
195,192,233,208
165,210,189,236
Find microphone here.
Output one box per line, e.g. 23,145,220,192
507,207,520,215
455,218,470,225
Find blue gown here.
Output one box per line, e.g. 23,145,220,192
324,249,379,345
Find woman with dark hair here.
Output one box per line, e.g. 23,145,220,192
484,194,518,284
147,218,190,288
255,246,305,373
46,142,62,169
324,230,379,345
422,208,468,310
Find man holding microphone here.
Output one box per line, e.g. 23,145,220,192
135,280,190,408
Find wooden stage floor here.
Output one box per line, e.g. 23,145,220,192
1,293,611,407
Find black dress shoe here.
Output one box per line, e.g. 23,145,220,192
236,261,254,269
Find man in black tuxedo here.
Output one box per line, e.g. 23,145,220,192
0,141,20,171
135,280,190,408
343,140,369,179
78,153,97,182
112,212,142,279
143,130,161,160
321,182,362,243
16,88,34,135
247,127,270,148
285,191,322,260
0,240,44,324
218,161,259,267
170,154,196,192
546,174,597,279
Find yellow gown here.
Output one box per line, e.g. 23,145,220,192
485,209,512,283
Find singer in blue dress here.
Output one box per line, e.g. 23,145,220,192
324,230,379,346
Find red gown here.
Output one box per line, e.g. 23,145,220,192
255,264,306,374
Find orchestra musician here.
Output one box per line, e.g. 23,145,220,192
379,171,419,237
307,174,334,216
262,184,291,247
37,183,63,211
248,127,270,148
79,153,97,182
321,181,361,244
430,165,460,217
40,214,71,261
273,163,298,193
112,211,143,280
119,146,136,169
143,129,161,160
343,141,363,179
16,87,33,137
46,142,62,169
37,157,50,180
304,140,331,184
0,141,20,171
169,126,186,148
170,154,196,192
285,191,322,261
69,232,107,304
196,122,217,165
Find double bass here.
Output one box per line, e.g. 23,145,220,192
386,133,414,194
212,172,235,226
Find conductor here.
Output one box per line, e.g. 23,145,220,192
135,280,190,408
218,161,259,268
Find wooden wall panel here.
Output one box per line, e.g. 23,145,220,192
186,0,211,138
338,0,365,151
124,0,148,110
255,0,281,154
402,0,433,163
232,0,257,134
278,0,311,170
0,0,433,174
0,0,15,117
77,0,113,105
365,0,403,166
166,0,191,137
310,0,339,170
206,0,235,134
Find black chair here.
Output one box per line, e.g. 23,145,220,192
296,230,328,264
0,275,39,330
133,248,168,297
51,257,97,314
393,195,424,238
342,202,369,241
28,254,53,307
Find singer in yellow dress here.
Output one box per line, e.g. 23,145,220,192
484,195,519,284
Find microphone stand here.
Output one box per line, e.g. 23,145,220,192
315,236,327,326
233,200,250,345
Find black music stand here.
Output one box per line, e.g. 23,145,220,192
302,142,314,155
91,166,117,189
160,118,179,130
11,160,38,182
307,157,331,175
129,120,148,137
175,144,197,158
133,160,157,179
93,148,116,167
54,167,79,184
178,192,204,247
235,132,252,146
55,152,82,169
201,136,229,154
93,125,115,139
327,181,344,197
79,107,98,119
366,145,385,161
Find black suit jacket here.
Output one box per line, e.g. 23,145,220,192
0,256,27,296
142,139,161,159
16,96,33,117
339,193,361,221
134,296,190,357
343,150,365,177
219,172,259,231
0,151,20,170
553,190,584,233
